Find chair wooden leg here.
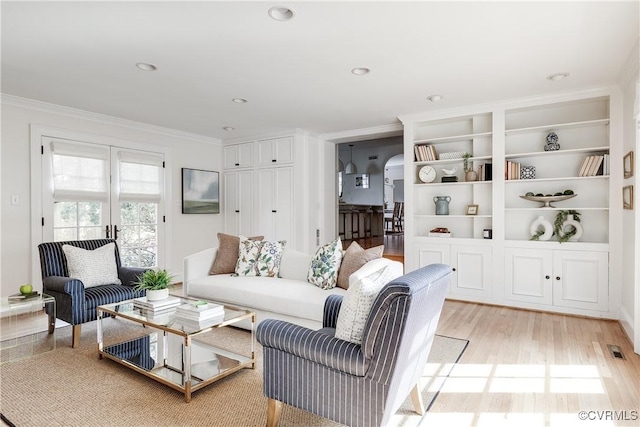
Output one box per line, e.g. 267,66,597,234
410,383,425,415
72,324,82,348
266,398,283,427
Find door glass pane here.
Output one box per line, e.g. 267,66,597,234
53,201,102,242
119,202,158,268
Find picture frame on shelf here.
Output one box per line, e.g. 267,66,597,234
623,151,634,179
181,168,220,214
623,185,634,210
466,204,479,215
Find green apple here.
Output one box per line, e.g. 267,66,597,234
19,284,33,295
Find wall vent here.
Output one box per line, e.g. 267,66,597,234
368,155,378,160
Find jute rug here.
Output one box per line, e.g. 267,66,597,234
0,318,468,427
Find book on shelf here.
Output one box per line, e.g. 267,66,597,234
591,155,604,176
579,155,606,177
175,302,224,321
414,144,438,161
578,155,592,177
174,313,225,330
603,154,610,175
133,295,181,311
505,160,521,180
8,291,40,301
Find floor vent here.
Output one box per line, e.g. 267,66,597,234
607,344,625,360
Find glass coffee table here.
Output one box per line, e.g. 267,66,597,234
97,296,255,402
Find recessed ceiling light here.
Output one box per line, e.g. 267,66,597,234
547,72,569,81
232,98,248,104
351,67,370,76
223,127,235,131
427,95,443,102
268,6,294,21
135,63,157,71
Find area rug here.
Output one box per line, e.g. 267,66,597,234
0,318,468,427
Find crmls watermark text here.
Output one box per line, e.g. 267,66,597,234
578,410,639,421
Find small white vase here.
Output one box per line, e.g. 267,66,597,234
146,288,169,301
560,214,583,242
530,216,553,241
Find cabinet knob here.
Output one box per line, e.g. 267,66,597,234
545,275,550,280
272,159,277,163
452,267,456,272
235,163,239,166
235,210,240,213
272,210,277,213
556,276,561,281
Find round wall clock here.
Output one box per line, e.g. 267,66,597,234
418,165,437,183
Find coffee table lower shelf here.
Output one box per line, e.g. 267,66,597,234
99,335,254,402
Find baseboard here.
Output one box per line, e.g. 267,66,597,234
618,304,635,347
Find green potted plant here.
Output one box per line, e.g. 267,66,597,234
133,269,174,301
463,152,477,182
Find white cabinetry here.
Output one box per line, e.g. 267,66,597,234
257,137,293,166
223,142,254,169
505,248,608,312
416,243,492,299
257,167,294,244
223,170,254,236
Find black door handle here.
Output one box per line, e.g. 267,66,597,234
105,225,111,238
114,225,119,240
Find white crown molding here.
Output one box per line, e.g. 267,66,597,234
1,93,221,145
222,128,306,145
616,38,639,89
319,122,403,144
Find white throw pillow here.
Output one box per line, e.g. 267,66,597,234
307,238,343,290
335,264,396,345
235,236,264,276
62,243,121,288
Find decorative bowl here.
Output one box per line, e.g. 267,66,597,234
520,194,577,208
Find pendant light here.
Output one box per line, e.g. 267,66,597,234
345,144,357,175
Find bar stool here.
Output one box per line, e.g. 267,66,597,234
338,211,346,239
350,209,361,239
364,208,374,237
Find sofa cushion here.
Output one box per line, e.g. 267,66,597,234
62,243,121,287
307,238,343,290
278,250,314,281
235,236,265,276
337,241,384,290
255,240,287,277
209,233,263,275
187,275,345,323
335,263,397,345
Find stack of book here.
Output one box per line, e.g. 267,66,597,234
578,154,609,177
174,302,225,329
133,295,181,313
505,160,521,180
476,163,493,181
8,291,40,301
414,144,438,161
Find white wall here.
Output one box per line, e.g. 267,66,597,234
0,97,222,297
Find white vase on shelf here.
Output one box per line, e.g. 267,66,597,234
530,216,553,241
560,214,583,242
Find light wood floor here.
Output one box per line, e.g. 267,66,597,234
428,300,640,426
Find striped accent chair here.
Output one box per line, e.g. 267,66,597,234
257,263,451,427
38,239,148,348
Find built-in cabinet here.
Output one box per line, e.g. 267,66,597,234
505,248,608,312
401,92,616,318
257,167,294,243
223,170,254,236
223,136,296,246
416,243,492,299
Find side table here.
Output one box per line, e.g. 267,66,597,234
0,293,56,363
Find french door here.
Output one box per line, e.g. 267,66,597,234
42,137,165,268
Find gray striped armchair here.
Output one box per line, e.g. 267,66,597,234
257,263,451,427
38,239,147,348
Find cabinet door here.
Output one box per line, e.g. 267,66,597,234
223,170,254,236
505,248,553,305
223,142,254,169
257,167,293,244
257,137,293,166
450,245,492,298
552,250,608,311
415,243,450,267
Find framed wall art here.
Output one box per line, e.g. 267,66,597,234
181,168,220,214
466,204,479,215
623,151,634,179
623,185,634,210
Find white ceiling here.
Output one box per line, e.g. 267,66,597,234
2,1,638,141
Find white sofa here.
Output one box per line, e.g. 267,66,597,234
183,247,404,330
